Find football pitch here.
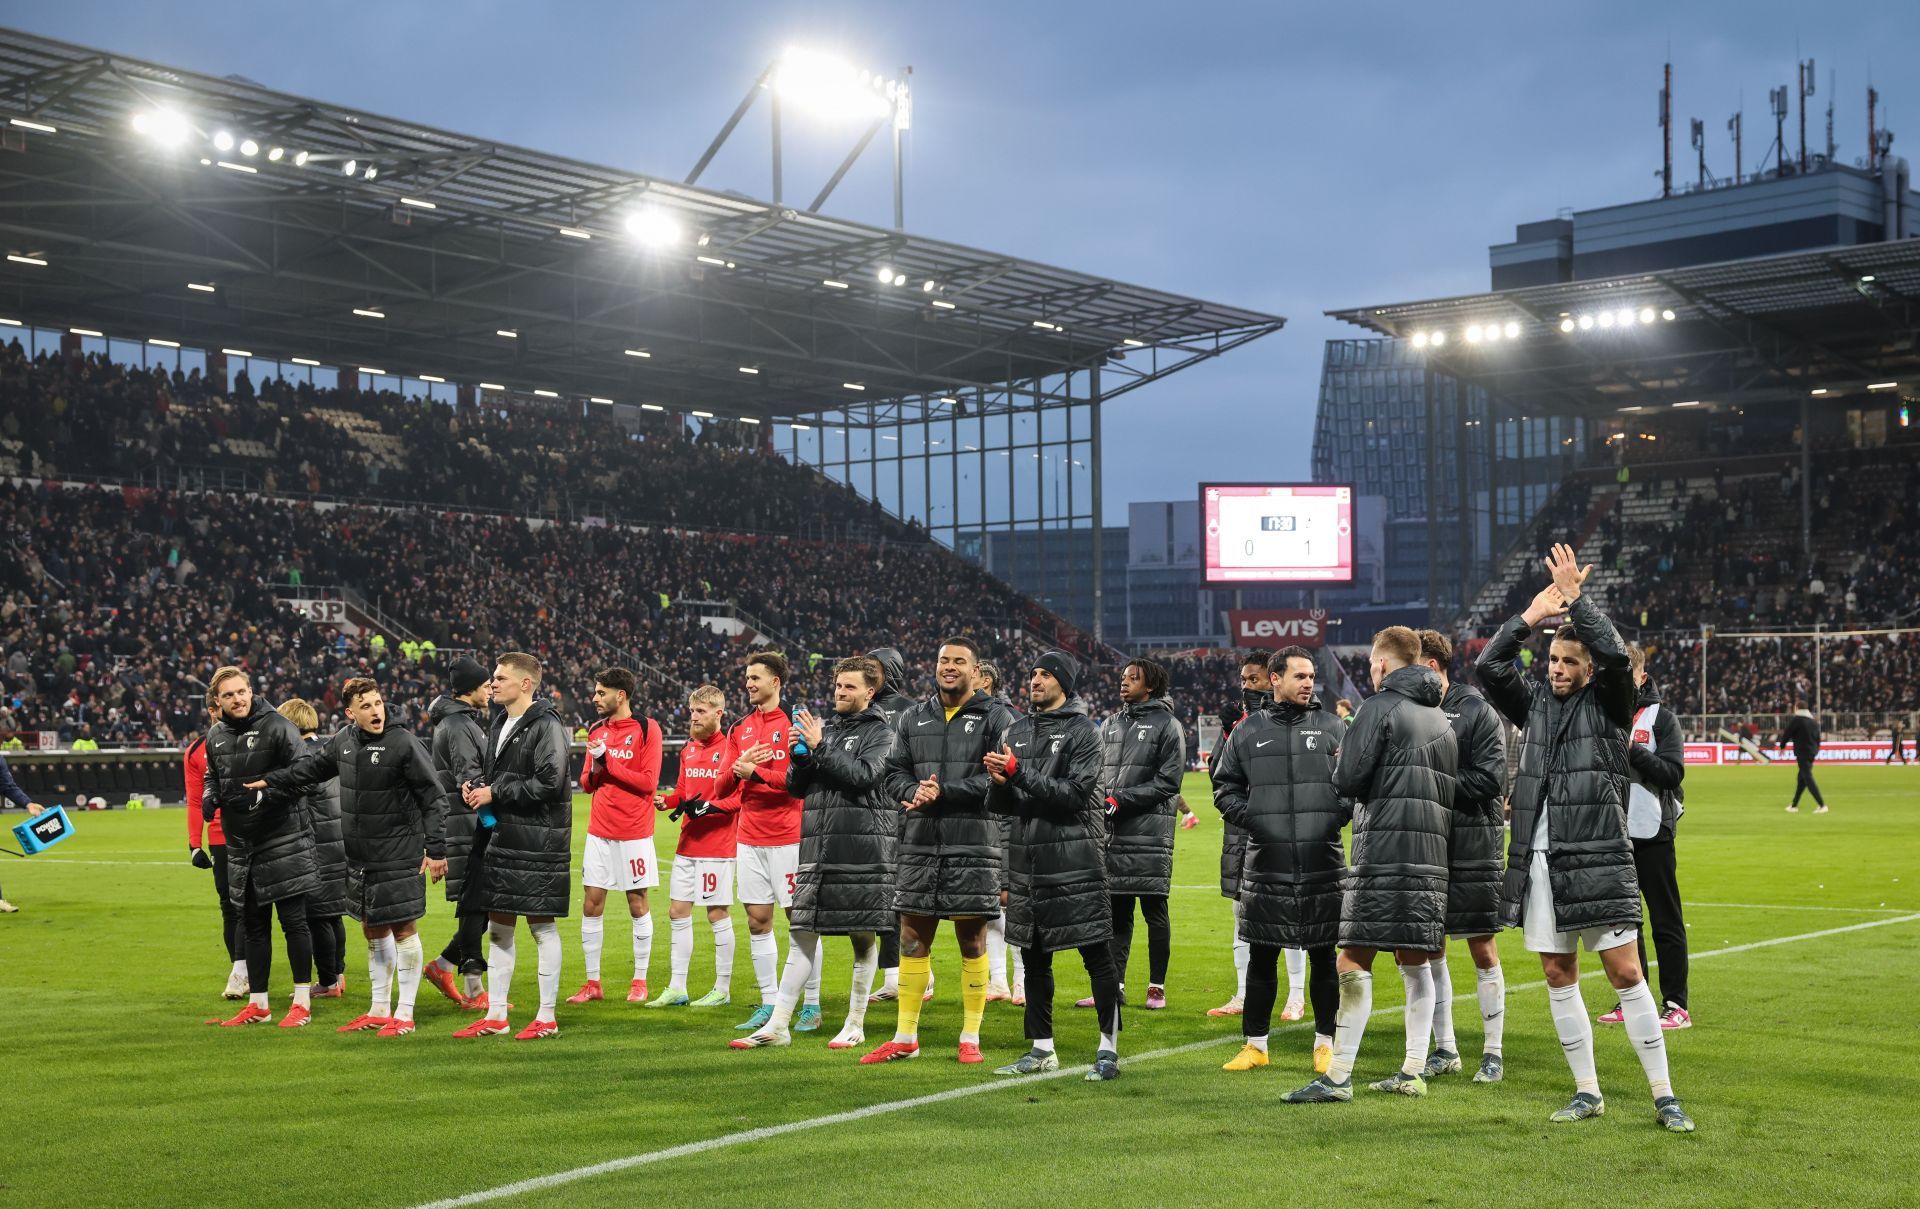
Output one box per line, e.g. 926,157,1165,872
5,767,1917,1208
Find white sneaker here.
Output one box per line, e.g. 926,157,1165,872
827,1023,866,1050
986,979,1012,1002
1279,996,1306,1022
223,967,249,1000
0,899,17,913
1814,805,1829,814
727,1027,791,1049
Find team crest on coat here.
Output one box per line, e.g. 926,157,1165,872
1305,735,1318,750
244,735,257,749
964,718,977,734
371,750,382,764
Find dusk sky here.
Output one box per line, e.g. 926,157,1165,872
16,1,1916,520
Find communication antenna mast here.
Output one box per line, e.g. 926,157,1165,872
1729,107,1744,181
1825,68,1836,163
1659,62,1673,197
1691,118,1710,188
1770,84,1790,175
1868,85,1879,170
1798,56,1816,172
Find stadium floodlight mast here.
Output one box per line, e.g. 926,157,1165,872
686,46,913,228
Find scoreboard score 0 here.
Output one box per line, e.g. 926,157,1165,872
1200,483,1355,585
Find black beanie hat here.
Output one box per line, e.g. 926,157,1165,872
449,656,488,695
1033,649,1079,698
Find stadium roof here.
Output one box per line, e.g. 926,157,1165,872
0,26,1282,421
1328,239,1920,416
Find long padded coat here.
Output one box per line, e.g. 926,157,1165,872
990,697,1111,954
204,701,318,907
1330,665,1458,952
267,724,448,926
1209,698,1348,949
1099,697,1185,897
429,694,488,899
298,733,349,918
475,699,574,918
789,704,898,935
1438,681,1507,937
1477,593,1641,934
880,690,1013,918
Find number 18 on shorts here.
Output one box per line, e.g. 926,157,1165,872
583,834,661,892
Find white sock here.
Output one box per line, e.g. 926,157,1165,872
464,971,483,1000
845,940,876,1029
749,929,779,1004
1010,945,1024,993
1283,947,1306,1001
485,922,516,1022
631,912,654,981
986,911,1008,984
1099,1030,1117,1055
1314,1031,1333,1050
1477,964,1505,1056
668,915,693,993
231,958,247,978
1549,981,1600,1095
580,914,604,982
1326,970,1372,1083
803,937,822,1007
394,933,424,1022
880,966,900,994
1429,955,1456,1052
1032,1035,1055,1054
293,983,311,1009
768,931,817,1031
531,921,561,1023
1233,936,1250,1000
1245,1033,1269,1053
1617,978,1674,1100
1398,961,1436,1075
369,935,395,1017
710,917,736,994
250,991,268,1010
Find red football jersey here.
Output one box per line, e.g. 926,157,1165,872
580,715,662,840
712,704,802,847
663,728,740,859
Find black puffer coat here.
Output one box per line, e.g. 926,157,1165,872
203,701,317,907
789,704,897,935
477,699,574,918
267,724,449,927
429,694,488,899
1439,682,1507,937
1209,697,1347,948
1210,704,1251,899
299,734,349,918
1478,593,1640,934
881,690,1014,918
990,697,1110,953
1099,697,1185,896
868,648,917,728
1331,666,1458,952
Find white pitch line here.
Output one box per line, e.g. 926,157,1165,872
1688,900,1911,914
414,911,1920,1209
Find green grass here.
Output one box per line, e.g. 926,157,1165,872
4,766,1918,1208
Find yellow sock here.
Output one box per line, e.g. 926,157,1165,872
895,955,931,1041
960,953,990,1041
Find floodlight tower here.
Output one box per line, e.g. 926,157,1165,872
687,49,914,229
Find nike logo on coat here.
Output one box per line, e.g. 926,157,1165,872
916,719,933,726
1256,739,1275,748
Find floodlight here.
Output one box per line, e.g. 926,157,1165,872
213,131,234,151
1598,312,1615,329
772,49,895,124
1411,332,1429,349
876,265,896,283
1638,307,1656,324
133,108,191,147
1661,308,1676,321
625,209,683,246
9,117,56,134
1504,321,1521,339
922,280,936,292
1429,331,1446,346
1577,314,1594,330
1615,308,1635,327
239,139,258,157
293,150,310,167
267,147,284,162
343,159,358,177
1465,325,1483,343
1559,318,1575,333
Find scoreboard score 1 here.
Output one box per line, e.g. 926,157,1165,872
1200,483,1355,585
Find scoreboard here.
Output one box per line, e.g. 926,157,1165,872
1200,483,1354,585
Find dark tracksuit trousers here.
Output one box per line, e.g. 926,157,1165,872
1110,894,1170,987
1246,943,1337,1040
210,844,241,960
1791,758,1825,808
1024,943,1122,1046
1632,837,1688,1010
242,881,313,993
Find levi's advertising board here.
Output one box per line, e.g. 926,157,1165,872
1201,483,1355,584
1226,609,1330,647
1684,742,1915,765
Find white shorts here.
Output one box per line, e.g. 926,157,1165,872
669,857,735,908
737,842,798,908
582,834,660,892
1522,851,1638,955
